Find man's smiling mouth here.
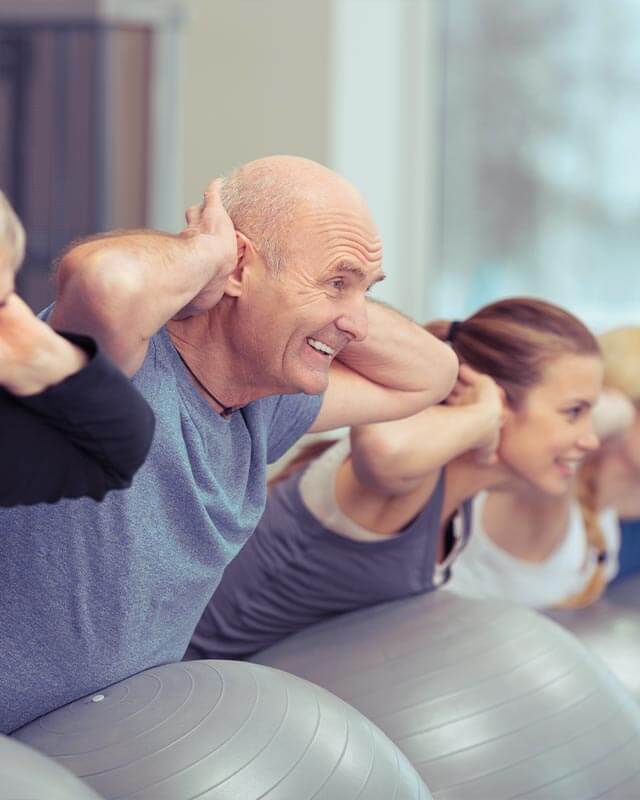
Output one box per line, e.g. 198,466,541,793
306,337,336,356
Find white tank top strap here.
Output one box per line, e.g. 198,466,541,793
299,437,398,541
447,491,620,608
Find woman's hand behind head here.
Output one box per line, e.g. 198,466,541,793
0,294,88,395
447,364,506,464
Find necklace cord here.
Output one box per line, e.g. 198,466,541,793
174,348,238,418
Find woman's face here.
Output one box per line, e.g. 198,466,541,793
498,353,603,495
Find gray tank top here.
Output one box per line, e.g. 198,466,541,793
187,464,471,661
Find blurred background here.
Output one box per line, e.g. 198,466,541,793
1,0,639,329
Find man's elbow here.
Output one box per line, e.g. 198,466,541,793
414,342,460,413
424,343,458,406
56,245,143,330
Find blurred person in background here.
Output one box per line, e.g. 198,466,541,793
0,190,154,507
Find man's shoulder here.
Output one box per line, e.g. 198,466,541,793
252,392,323,465
249,391,322,423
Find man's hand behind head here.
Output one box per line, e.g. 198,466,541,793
173,180,239,320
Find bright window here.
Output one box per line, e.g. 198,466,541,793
434,0,640,330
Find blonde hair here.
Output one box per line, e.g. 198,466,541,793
0,190,25,272
599,327,640,403
559,326,640,608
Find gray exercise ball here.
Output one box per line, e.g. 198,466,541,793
253,589,640,800
0,734,102,800
14,659,430,800
548,598,640,702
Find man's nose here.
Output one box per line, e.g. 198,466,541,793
336,296,368,343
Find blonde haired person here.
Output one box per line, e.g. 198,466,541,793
0,190,154,506
188,297,604,661
447,326,640,610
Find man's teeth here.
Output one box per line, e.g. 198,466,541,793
307,337,335,356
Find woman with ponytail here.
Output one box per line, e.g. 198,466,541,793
187,298,603,660
447,325,639,610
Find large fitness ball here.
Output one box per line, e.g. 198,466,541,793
254,590,640,800
0,734,102,800
15,659,430,799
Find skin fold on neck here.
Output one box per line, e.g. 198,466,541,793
167,305,272,413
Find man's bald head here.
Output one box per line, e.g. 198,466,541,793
219,156,372,272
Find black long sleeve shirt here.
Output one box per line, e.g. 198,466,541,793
0,332,155,506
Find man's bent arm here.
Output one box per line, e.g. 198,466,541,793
309,302,458,433
51,182,236,376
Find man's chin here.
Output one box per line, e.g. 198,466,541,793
286,368,330,397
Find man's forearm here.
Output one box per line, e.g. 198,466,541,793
52,232,216,341
337,301,458,403
50,181,237,375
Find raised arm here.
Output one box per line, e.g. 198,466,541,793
349,365,505,495
51,181,237,375
309,302,459,432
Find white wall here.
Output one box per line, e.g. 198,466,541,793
328,0,440,322
181,0,331,213
179,0,440,322
176,0,442,471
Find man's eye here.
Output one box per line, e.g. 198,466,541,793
330,278,345,291
564,407,582,421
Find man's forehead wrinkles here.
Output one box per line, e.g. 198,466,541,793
323,235,383,258
309,213,380,242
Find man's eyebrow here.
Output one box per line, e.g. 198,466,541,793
328,262,386,284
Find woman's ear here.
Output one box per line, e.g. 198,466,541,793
223,231,251,298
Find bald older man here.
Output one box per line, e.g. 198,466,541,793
0,157,457,733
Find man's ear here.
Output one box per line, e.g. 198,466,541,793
223,231,252,298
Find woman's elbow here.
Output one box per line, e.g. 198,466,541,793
351,427,410,491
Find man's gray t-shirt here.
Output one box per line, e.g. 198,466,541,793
1,327,321,733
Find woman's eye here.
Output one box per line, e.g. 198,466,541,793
564,407,581,421
330,278,345,291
